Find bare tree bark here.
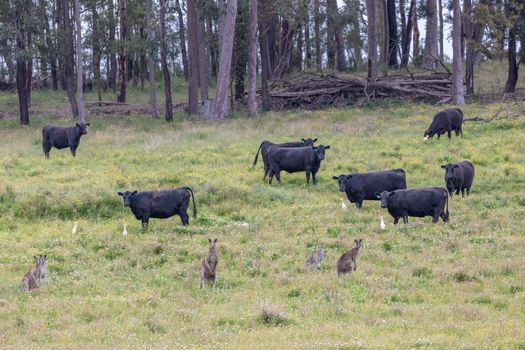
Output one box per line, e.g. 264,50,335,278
59,0,79,117
108,0,117,91
159,0,172,122
174,0,188,81
117,0,127,103
247,0,257,116
74,0,86,123
412,1,420,65
423,0,439,69
304,3,312,69
366,0,378,80
92,4,102,101
314,0,322,72
16,0,30,125
328,0,346,71
212,0,238,120
452,0,465,105
145,0,158,118
258,0,271,111
504,17,519,93
387,0,398,67
438,0,444,61
187,0,199,114
197,6,209,101
26,32,32,108
402,0,415,66
464,0,474,94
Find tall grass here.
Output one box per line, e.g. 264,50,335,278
0,102,524,348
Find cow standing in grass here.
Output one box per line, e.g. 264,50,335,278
117,187,197,231
252,138,317,180
441,160,475,197
42,123,90,158
423,108,463,140
267,145,330,185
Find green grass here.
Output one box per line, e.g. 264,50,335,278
0,99,524,349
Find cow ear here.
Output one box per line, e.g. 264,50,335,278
332,176,338,180
441,165,447,169
301,138,306,142
86,123,90,126
375,192,382,199
324,145,330,149
346,175,352,180
117,192,123,196
75,123,81,127
313,138,318,142
132,191,137,195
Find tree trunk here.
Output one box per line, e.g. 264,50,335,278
212,0,238,120
438,0,444,61
304,4,312,69
247,0,257,116
92,4,102,102
452,0,465,105
328,0,346,71
26,33,32,108
366,0,378,80
380,0,388,64
234,0,248,100
159,0,173,122
423,0,439,69
108,0,117,91
16,0,30,125
187,0,200,114
50,0,58,90
117,0,127,103
326,0,335,70
504,19,518,93
399,0,406,55
258,0,271,111
412,1,420,65
145,0,158,118
197,7,210,101
74,0,86,123
174,0,188,81
464,0,474,94
314,0,322,72
295,23,303,71
59,0,79,117
402,0,415,66
387,0,398,67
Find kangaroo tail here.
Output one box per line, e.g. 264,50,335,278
184,187,197,218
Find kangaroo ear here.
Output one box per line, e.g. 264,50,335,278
208,238,212,243
354,239,358,243
86,123,90,126
43,254,46,258
214,238,218,243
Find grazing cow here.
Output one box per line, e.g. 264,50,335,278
423,108,463,140
377,187,449,224
252,138,317,180
42,123,90,158
332,168,407,209
117,187,197,231
441,160,475,197
268,145,331,185
336,239,362,277
21,255,47,292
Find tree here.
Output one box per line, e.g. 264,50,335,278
15,0,30,125
174,0,188,81
258,0,271,111
386,0,398,67
402,0,416,66
452,0,465,105
438,0,444,61
117,0,127,103
412,0,420,65
92,2,102,102
423,0,439,69
108,0,117,91
59,0,79,117
504,0,520,93
159,0,172,122
314,0,322,72
366,0,378,80
197,5,209,101
212,0,238,119
187,0,199,114
327,0,346,71
74,0,86,123
234,0,248,100
247,0,257,116
145,0,158,118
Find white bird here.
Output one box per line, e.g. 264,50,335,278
341,199,347,210
72,221,78,234
380,216,386,230
122,223,128,237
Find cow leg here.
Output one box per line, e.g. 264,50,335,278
437,133,441,139
447,130,452,139
70,146,76,157
393,217,399,225
440,210,449,223
305,169,311,185
142,219,149,232
179,208,189,225
461,188,465,197
455,188,460,196
403,216,408,224
455,128,460,136
312,171,317,185
432,212,439,223
43,143,51,158
263,165,269,181
466,187,471,196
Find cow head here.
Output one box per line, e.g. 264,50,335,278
301,138,318,146
313,145,330,160
376,191,394,208
117,191,138,206
75,123,90,135
441,163,459,182
332,174,351,192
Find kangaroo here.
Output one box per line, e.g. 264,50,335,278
199,239,218,288
21,255,47,292
305,244,324,271
336,239,362,277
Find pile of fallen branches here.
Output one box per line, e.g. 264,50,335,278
0,75,48,91
268,72,453,110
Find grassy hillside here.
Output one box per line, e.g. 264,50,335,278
0,102,524,349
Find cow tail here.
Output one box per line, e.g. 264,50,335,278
252,142,263,168
184,187,197,218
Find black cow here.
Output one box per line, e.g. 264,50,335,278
117,187,197,231
252,138,317,180
42,123,90,158
377,187,449,224
332,169,407,208
268,145,330,185
423,108,463,140
441,160,475,197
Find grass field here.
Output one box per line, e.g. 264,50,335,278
0,99,524,349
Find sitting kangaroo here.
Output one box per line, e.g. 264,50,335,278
21,255,47,292
199,239,218,288
305,244,324,271
336,239,362,277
